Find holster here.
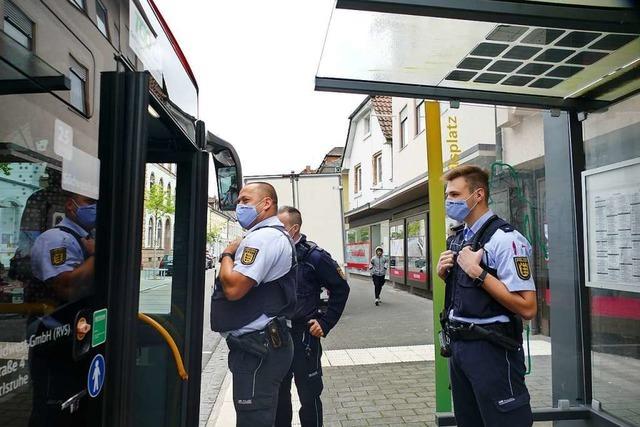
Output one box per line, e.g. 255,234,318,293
226,317,289,358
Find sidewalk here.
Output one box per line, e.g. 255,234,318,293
202,276,553,426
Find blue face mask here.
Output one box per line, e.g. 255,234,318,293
236,199,265,229
445,191,478,222
73,200,97,230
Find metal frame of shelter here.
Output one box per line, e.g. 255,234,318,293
316,1,640,426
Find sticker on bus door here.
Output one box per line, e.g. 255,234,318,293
87,354,105,398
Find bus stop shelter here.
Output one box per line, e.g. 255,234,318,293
315,1,640,426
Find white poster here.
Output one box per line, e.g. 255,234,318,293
583,158,640,293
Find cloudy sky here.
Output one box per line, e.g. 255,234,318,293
155,0,365,178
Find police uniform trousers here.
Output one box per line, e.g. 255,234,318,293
228,329,294,427
274,326,324,427
449,339,532,427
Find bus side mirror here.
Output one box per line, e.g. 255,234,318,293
206,132,243,211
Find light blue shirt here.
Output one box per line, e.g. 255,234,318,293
450,210,536,324
227,215,294,336
31,217,89,282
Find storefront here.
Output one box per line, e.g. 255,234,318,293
316,1,640,425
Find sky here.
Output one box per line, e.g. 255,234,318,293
154,0,365,179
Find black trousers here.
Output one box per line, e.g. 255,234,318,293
449,339,532,427
372,274,385,299
227,329,294,427
274,327,324,427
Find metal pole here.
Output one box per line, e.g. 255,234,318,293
425,100,452,413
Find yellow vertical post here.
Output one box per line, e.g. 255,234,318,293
425,100,452,412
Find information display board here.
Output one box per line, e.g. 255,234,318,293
582,158,640,293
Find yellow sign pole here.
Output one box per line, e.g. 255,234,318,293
425,100,452,412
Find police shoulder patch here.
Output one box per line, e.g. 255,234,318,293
513,256,531,280
241,247,259,265
50,247,67,266
336,265,346,280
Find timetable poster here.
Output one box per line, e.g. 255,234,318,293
583,158,640,293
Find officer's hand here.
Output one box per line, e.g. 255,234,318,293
437,250,455,280
457,246,484,277
308,319,324,338
224,237,242,255
82,238,96,256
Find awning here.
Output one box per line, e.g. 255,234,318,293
316,1,640,111
0,31,70,95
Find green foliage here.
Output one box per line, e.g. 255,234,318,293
0,163,11,176
206,226,221,244
145,183,175,218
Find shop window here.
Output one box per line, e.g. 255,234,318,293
389,222,405,282
69,57,88,114
346,226,370,272
415,100,425,135
354,163,362,193
96,0,109,38
3,1,33,50
400,106,408,148
406,217,427,286
372,151,382,185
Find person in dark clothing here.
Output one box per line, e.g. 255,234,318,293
275,206,350,427
369,246,387,306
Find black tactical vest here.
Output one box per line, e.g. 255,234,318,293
445,215,516,320
292,237,322,323
210,225,297,333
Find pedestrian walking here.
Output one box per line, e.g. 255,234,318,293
274,206,350,427
437,165,537,427
369,246,387,306
210,182,297,427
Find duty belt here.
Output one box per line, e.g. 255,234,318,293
447,321,521,351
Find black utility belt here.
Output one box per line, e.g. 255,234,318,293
446,321,521,351
226,317,289,358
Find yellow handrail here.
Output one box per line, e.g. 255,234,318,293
138,312,189,380
0,303,56,315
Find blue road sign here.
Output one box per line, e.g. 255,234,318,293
87,354,105,398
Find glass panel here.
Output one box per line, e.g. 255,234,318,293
0,66,101,424
582,93,640,425
96,1,108,38
389,221,405,283
135,161,188,427
4,20,30,50
406,216,428,287
69,70,86,113
317,8,640,102
437,101,552,408
345,226,370,274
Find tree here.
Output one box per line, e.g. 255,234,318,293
144,182,175,269
207,225,221,247
0,163,11,176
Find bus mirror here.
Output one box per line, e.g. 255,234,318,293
206,132,242,211
212,149,241,211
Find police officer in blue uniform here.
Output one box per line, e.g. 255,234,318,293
30,193,96,305
437,165,537,427
211,182,297,427
28,191,96,427
274,206,350,427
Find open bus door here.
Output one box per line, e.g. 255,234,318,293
0,65,242,426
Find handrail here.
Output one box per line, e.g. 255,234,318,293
138,312,188,380
0,303,56,315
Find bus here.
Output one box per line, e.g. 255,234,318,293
0,1,240,425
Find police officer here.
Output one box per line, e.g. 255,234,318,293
30,192,96,305
436,165,537,427
274,206,350,427
211,182,296,427
28,191,96,427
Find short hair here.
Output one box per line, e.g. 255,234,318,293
247,181,278,205
441,165,490,199
278,205,302,227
